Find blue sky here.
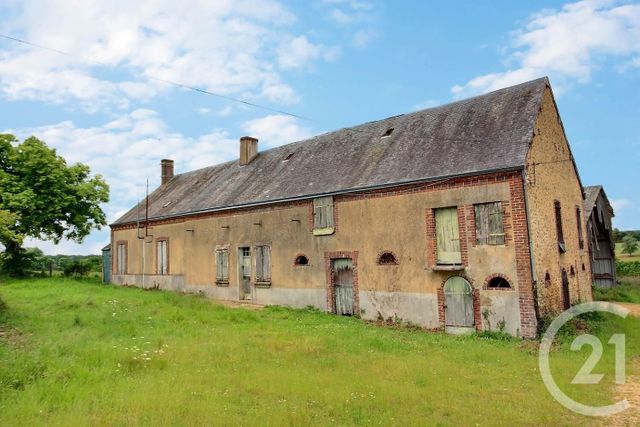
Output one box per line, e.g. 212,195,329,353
0,0,639,255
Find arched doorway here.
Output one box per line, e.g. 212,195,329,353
444,276,474,333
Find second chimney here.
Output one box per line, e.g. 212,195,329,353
161,159,174,185
239,136,258,166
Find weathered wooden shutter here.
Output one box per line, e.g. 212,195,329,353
475,202,505,245
262,246,270,281
156,242,160,274
435,207,461,264
313,196,334,229
255,247,263,280
222,250,229,280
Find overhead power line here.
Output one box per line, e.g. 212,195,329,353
0,33,310,120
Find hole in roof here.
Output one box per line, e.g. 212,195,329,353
283,152,295,161
381,128,394,138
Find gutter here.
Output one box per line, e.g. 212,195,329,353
111,165,525,228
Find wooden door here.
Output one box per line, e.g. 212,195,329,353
332,259,354,315
444,276,474,328
239,247,252,300
436,207,461,264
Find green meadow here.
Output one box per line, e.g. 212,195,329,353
1,278,638,426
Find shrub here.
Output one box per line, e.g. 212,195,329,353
616,260,640,277
63,260,92,277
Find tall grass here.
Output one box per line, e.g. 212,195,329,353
1,278,638,426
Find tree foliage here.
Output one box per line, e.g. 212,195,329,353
622,235,639,257
0,134,109,275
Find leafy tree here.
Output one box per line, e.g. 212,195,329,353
612,228,623,243
621,236,639,257
0,134,109,276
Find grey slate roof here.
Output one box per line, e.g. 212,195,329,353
112,77,549,225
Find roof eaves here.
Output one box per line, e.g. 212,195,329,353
110,165,524,227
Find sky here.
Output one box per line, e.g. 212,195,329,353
0,0,639,255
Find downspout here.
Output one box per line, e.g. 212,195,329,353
521,168,541,324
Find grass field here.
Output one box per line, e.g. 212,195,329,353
616,242,640,262
1,278,639,426
594,279,640,304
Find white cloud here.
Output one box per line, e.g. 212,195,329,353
352,28,376,49
452,0,640,97
611,198,632,212
7,110,314,254
413,99,441,111
0,0,337,111
242,114,314,148
277,35,340,70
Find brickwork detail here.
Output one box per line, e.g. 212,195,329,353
457,206,469,267
483,273,515,290
425,209,436,267
508,176,537,338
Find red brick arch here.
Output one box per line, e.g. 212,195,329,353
483,273,515,290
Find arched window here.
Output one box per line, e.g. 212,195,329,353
544,271,552,286
570,266,575,276
377,252,397,265
294,255,309,266
487,276,511,289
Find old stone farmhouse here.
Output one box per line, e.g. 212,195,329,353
110,77,593,338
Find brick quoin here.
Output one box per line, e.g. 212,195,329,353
425,209,436,267
509,175,538,339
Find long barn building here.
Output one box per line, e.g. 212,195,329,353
110,78,593,338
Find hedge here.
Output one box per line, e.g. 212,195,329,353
617,260,640,277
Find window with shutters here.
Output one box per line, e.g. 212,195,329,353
313,196,335,235
474,202,505,245
554,201,565,253
156,238,169,275
255,245,271,283
576,207,584,250
116,242,127,274
215,248,229,284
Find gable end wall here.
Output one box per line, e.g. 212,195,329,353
525,86,593,316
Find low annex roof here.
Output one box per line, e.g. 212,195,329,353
112,77,549,225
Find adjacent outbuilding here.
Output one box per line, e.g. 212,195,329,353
584,185,616,288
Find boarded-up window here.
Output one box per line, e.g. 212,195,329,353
475,202,505,245
555,201,565,253
116,242,127,274
255,245,271,282
576,207,584,250
215,249,229,282
313,196,334,230
435,207,461,264
156,239,168,275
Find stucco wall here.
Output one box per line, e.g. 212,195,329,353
525,87,593,316
112,173,529,335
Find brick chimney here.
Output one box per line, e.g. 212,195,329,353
161,159,174,185
239,136,258,166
